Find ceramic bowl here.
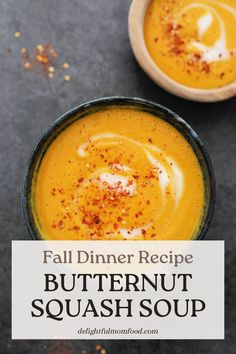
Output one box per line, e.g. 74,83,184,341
22,96,215,240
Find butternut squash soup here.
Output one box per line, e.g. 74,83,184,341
33,107,205,241
144,0,236,89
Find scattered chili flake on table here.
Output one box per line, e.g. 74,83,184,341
21,47,27,55
14,31,21,38
18,41,71,82
95,344,102,351
24,62,32,70
64,74,71,82
48,66,55,73
62,62,70,69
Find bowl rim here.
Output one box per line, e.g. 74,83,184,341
128,0,236,102
22,96,216,241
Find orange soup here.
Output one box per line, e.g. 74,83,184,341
34,107,205,240
144,0,236,89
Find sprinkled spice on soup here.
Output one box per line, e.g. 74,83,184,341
34,107,205,240
144,0,236,89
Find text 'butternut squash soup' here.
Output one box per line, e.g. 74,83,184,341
32,106,206,241
144,0,236,89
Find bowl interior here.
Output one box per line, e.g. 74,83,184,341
23,97,215,240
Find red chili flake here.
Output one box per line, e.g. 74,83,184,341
73,225,80,231
92,198,99,206
148,138,153,143
82,217,88,225
117,216,123,222
114,223,119,230
113,158,120,164
194,52,202,60
120,190,130,197
202,62,210,74
94,215,100,224
36,53,48,64
78,178,84,183
58,220,64,229
173,35,184,46
58,188,64,194
187,59,194,66
141,229,146,235
171,47,184,55
176,24,183,30
150,171,156,178
127,179,134,186
67,212,72,219
166,23,174,33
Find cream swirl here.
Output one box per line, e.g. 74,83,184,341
175,1,236,62
76,133,184,238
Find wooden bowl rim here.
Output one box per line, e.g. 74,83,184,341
128,0,236,102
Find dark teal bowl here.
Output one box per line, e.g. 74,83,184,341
22,96,215,240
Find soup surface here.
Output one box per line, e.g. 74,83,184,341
34,107,205,240
144,0,236,89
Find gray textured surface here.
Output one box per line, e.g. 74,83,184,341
0,0,235,353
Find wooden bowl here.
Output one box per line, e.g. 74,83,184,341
128,0,236,102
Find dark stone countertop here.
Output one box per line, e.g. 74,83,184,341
0,0,235,353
